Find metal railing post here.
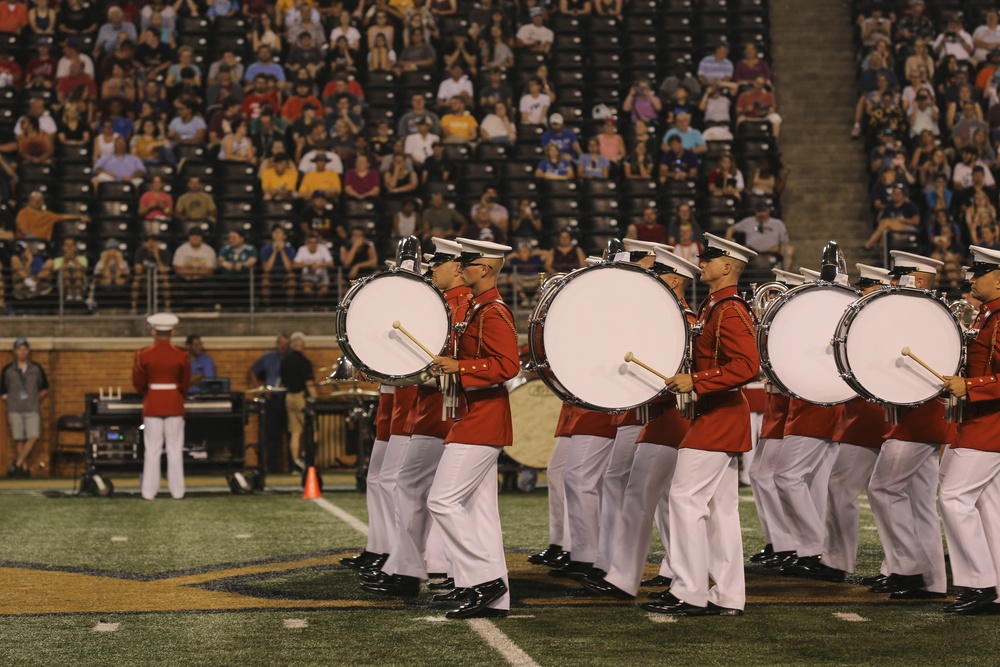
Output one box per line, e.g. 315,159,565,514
57,269,64,334
249,266,256,333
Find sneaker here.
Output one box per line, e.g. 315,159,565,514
851,123,861,139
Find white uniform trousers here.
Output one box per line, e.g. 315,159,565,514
564,434,616,563
668,449,745,610
868,439,946,592
740,411,764,486
595,425,643,572
604,443,678,596
428,443,509,610
654,492,671,577
364,440,391,554
425,521,449,575
384,435,445,580
941,448,1000,590
546,436,572,548
774,435,838,557
822,443,880,573
748,437,794,550
375,434,409,556
141,416,185,500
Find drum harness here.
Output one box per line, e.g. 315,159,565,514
683,295,757,419
441,298,516,420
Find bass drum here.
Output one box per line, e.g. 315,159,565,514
758,282,860,406
834,286,964,406
506,376,562,469
529,262,688,412
336,270,451,383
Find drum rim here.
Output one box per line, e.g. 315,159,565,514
335,269,452,383
758,281,861,406
833,285,964,407
528,262,689,412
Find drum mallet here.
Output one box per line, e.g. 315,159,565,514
901,347,945,382
624,352,670,383
392,321,435,359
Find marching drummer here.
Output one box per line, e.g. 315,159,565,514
866,251,950,599
940,244,1000,614
747,267,803,567
642,234,759,617
427,237,520,619
585,248,700,600
363,237,472,597
528,401,576,569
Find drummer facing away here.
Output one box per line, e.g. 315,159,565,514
429,237,520,619
642,233,760,617
133,313,191,500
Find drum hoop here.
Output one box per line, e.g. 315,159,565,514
834,286,965,406
528,262,689,412
335,269,451,383
757,281,860,406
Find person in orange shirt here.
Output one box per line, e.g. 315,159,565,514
15,190,90,240
280,78,322,123
0,0,29,35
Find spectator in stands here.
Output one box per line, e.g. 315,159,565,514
896,1,935,54
15,97,56,138
330,10,361,50
251,11,280,51
366,32,396,72
208,50,244,85
545,230,585,272
296,153,341,199
852,51,899,138
419,142,451,183
173,228,216,288
396,27,436,72
478,26,512,71
398,94,440,138
469,187,507,231
403,116,439,164
480,68,513,110
734,43,772,87
926,174,953,214
535,143,574,181
56,38,94,81
10,240,53,299
622,79,661,126
730,204,789,263
289,232,333,301
25,42,56,90
59,0,96,39
392,198,422,239
217,118,257,165
175,176,217,225
343,154,380,200
624,140,654,179
437,64,473,110
463,206,508,244
479,101,517,145
905,39,935,83
57,103,89,152
504,241,544,306
509,198,541,240
95,7,136,58
736,75,782,138
577,138,610,180
0,48,21,89
340,225,379,279
658,134,698,185
975,10,1000,64
259,225,297,305
261,154,299,201
697,41,737,95
138,174,173,232
244,45,287,90
908,92,939,139
304,190,342,240
15,191,89,240
626,207,668,243
858,4,891,49
0,0,28,35
659,60,701,104
671,217,704,266
382,153,419,195
253,110,290,162
519,77,551,126
869,128,903,174
902,66,934,110
166,98,207,148
45,238,88,302
94,239,130,296
17,116,52,165
287,32,324,82
699,82,732,133
516,7,553,54
965,190,997,241
366,7,395,48
440,96,478,144
934,15,974,64
863,185,920,251
25,0,53,37
134,29,175,82
242,73,280,120
420,193,462,237
870,165,904,215
952,101,989,150
281,79,322,123
662,111,706,154
748,155,789,196
541,113,581,160
218,229,258,281
92,135,145,188
707,152,744,201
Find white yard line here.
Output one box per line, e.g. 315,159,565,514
833,612,869,622
284,619,309,629
468,619,541,667
93,622,120,632
311,497,369,536
646,613,677,624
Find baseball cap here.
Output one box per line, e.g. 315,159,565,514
13,337,28,349
549,113,564,125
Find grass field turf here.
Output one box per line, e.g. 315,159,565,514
1,480,998,666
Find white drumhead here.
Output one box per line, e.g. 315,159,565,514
343,273,450,378
765,285,858,404
542,266,687,410
844,291,962,405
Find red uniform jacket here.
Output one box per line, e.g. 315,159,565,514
833,397,886,448
554,402,574,437
445,287,520,446
406,285,473,439
760,390,790,440
783,399,843,440
132,338,190,418
566,407,618,439
375,386,395,442
683,286,760,453
954,296,1000,451
743,383,767,413
611,408,645,428
883,400,953,445
389,385,419,437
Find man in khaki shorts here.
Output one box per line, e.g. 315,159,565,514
280,332,316,471
1,338,49,477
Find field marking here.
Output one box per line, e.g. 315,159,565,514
283,618,309,629
646,613,677,624
93,622,120,632
833,612,868,622
312,497,369,536
416,615,450,623
468,619,541,667
110,537,128,542
235,534,252,539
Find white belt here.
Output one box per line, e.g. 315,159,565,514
150,383,178,390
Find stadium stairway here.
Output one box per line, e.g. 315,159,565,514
771,0,874,270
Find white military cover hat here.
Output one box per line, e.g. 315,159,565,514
456,237,512,262
147,312,179,332
653,246,702,281
855,263,892,285
384,259,397,269
700,233,758,264
585,255,604,266
889,250,943,275
800,267,821,281
623,239,673,255
772,268,805,285
424,237,463,263
967,245,1000,277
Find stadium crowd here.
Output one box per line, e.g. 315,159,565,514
0,0,782,313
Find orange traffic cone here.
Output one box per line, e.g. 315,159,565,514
302,466,322,499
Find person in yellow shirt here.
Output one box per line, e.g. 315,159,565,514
261,155,300,201
440,96,479,144
276,0,317,24
297,153,342,199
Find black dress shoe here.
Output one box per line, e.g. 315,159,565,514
641,575,673,587
433,587,471,603
749,544,774,564
870,573,923,594
445,579,507,619
707,603,744,616
860,574,887,587
549,559,593,579
781,556,847,583
762,551,796,569
339,550,379,569
580,576,635,600
547,551,570,570
428,577,455,591
528,544,564,566
944,586,998,614
648,588,674,601
639,594,711,616
359,568,390,584
358,553,389,573
360,574,421,597
569,566,605,584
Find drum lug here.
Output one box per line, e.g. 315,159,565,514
534,360,550,370
830,336,846,345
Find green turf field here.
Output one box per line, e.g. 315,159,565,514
1,478,998,667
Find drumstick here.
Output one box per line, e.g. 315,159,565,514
392,321,435,359
901,346,945,382
624,351,670,383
